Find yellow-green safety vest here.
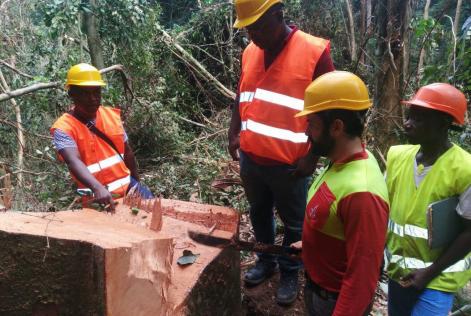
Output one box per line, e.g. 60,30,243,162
386,144,471,292
306,150,389,240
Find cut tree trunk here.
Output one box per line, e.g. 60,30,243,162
0,199,241,316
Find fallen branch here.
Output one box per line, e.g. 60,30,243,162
188,129,225,145
0,64,133,103
177,115,207,128
99,64,135,113
0,82,60,102
156,24,236,100
0,60,34,79
374,146,387,166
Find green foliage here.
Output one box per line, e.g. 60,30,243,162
1,0,470,215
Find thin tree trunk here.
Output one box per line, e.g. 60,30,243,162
345,0,357,61
417,0,431,78
83,0,104,69
402,0,416,83
373,0,411,151
0,68,24,185
228,9,234,90
367,0,372,30
453,0,463,36
360,0,366,64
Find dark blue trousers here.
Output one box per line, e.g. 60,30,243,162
240,151,309,272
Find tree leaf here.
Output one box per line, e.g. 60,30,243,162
176,250,199,266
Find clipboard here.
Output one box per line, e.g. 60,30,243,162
427,196,463,249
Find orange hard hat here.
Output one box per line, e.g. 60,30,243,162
401,83,467,125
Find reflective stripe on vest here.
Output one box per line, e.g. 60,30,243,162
240,88,304,111
73,175,130,195
386,249,471,273
241,119,308,143
87,154,123,174
388,219,428,239
51,106,131,197
107,175,131,192
238,30,328,164
386,144,471,292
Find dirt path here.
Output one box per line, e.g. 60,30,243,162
238,213,388,315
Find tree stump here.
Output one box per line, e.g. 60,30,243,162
0,199,241,316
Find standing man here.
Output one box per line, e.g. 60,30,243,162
51,63,152,211
292,71,389,315
228,0,335,304
386,83,471,316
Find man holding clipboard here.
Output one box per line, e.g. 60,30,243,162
385,83,471,316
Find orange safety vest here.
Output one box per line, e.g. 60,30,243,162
239,30,329,165
51,106,131,197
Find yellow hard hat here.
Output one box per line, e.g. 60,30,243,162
295,71,372,117
233,0,282,29
65,63,106,88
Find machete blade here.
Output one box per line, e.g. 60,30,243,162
188,230,301,257
187,230,234,248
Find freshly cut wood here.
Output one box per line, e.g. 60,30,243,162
112,199,241,315
150,197,163,231
0,209,173,316
0,198,241,316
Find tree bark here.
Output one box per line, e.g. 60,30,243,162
367,0,372,30
360,0,366,64
453,0,463,36
373,0,412,150
402,0,417,83
0,167,12,209
345,0,357,61
417,0,431,78
83,0,104,69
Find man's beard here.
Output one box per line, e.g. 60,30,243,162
310,130,335,157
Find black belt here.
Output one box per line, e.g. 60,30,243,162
305,273,339,300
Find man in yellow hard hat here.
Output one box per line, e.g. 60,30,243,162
228,0,335,305
385,83,471,316
51,63,152,211
291,71,389,315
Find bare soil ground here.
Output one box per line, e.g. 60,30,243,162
241,267,388,316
